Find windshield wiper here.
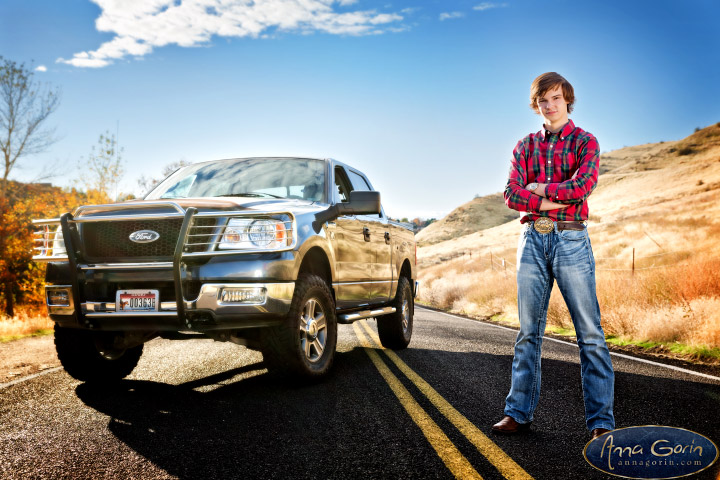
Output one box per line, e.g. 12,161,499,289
214,192,285,199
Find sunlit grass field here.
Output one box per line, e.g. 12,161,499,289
418,254,720,362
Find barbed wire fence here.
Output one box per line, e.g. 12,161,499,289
428,247,690,276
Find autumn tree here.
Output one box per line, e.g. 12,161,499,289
0,57,61,197
0,181,86,317
81,131,125,203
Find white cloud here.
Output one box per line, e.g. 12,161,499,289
58,0,404,68
35,65,48,72
473,2,508,11
439,11,464,21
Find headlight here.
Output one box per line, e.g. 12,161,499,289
218,218,290,250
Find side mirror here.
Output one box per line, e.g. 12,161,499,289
337,191,381,216
313,191,381,232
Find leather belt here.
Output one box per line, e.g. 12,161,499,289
529,218,586,234
557,221,586,231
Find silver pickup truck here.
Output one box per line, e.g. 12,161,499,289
33,157,417,382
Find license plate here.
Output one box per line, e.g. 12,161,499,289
116,290,159,312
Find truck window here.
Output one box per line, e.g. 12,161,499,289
347,170,371,191
347,169,382,218
334,167,353,203
147,158,325,202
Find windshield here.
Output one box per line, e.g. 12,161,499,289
145,158,326,202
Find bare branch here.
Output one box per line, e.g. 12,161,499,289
0,56,61,196
27,159,65,183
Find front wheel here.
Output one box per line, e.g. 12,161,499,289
377,276,414,349
54,326,143,382
260,275,338,379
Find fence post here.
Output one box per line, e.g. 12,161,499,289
490,252,494,271
632,248,635,276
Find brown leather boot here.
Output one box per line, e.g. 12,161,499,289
491,416,532,434
591,428,611,440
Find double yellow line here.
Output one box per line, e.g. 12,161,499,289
353,320,533,480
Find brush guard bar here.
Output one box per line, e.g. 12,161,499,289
32,202,297,327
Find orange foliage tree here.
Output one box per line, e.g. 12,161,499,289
0,181,94,317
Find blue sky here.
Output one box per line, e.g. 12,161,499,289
1,0,719,219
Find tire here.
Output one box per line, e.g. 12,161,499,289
260,274,338,379
54,325,143,382
377,276,414,350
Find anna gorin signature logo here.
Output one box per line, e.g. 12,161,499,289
129,230,160,243
584,426,718,479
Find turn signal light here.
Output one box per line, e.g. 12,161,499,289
47,288,71,306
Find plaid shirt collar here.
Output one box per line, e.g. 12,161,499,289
539,119,576,142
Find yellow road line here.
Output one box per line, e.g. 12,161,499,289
352,323,483,480
359,320,534,480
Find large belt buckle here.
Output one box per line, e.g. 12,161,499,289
533,217,554,234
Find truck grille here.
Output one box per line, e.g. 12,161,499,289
81,218,217,261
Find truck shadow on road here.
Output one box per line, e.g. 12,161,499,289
74,347,720,480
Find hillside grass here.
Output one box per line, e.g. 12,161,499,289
417,122,720,364
418,254,720,364
416,193,517,246
0,307,54,342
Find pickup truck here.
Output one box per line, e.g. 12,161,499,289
33,157,417,382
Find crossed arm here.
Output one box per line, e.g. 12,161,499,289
530,183,571,211
539,195,569,211
504,136,600,213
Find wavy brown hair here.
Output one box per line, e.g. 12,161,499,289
530,72,575,114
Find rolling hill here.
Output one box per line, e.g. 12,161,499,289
417,122,720,263
415,193,517,246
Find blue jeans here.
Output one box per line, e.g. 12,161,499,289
504,224,615,431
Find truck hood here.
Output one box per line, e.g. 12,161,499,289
73,197,327,218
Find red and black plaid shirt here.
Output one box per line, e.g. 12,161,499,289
504,119,599,223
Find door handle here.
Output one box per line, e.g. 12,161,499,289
363,227,371,242
384,231,391,244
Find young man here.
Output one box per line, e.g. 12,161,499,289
496,72,615,439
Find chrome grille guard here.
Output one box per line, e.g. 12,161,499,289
32,201,297,262
32,201,298,325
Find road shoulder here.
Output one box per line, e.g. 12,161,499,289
0,335,60,384
417,304,720,378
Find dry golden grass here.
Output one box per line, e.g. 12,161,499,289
0,307,53,341
418,123,720,359
419,254,720,352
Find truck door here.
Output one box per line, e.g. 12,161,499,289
329,166,373,309
346,169,392,305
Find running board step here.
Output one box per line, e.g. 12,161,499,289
338,307,396,324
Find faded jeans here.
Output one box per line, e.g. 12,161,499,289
504,223,615,431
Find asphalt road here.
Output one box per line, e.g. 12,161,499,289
2,307,719,480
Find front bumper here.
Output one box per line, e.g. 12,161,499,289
46,282,294,331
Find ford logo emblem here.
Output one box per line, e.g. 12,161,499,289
584,425,718,479
129,230,160,243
